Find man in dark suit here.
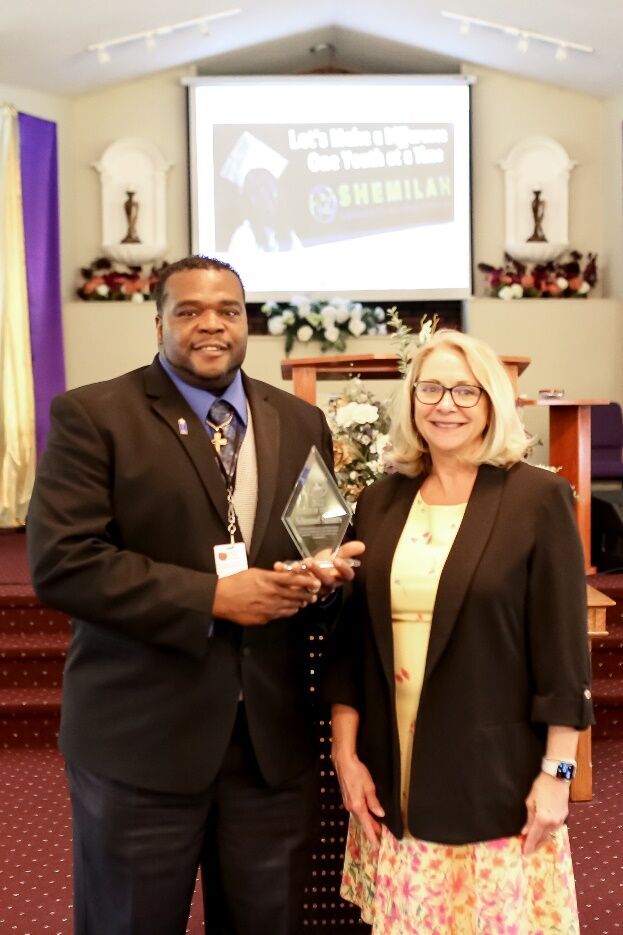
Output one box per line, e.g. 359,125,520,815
27,255,364,935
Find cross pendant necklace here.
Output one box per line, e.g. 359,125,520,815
206,412,233,455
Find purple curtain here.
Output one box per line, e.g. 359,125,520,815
18,111,65,456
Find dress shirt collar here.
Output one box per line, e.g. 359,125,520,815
158,354,248,427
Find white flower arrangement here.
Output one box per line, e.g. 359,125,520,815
325,378,392,503
261,295,387,354
325,310,440,502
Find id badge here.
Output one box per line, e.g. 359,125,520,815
214,542,248,578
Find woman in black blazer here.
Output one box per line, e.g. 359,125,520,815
325,330,593,934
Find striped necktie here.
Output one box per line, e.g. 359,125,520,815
207,399,239,477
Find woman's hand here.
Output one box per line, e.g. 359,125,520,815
274,540,365,600
332,750,384,847
521,771,570,854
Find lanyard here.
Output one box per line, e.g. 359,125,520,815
225,484,238,545
213,437,243,546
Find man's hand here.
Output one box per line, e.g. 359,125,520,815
274,540,365,599
332,749,384,847
213,567,320,626
521,771,570,854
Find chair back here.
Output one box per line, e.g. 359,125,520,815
591,402,623,480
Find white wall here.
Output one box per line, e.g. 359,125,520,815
6,61,620,406
63,297,623,464
63,61,608,303
62,300,400,406
0,82,74,298
69,65,196,292
602,92,623,297
466,297,623,462
465,64,606,296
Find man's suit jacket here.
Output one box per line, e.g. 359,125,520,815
27,358,335,794
324,462,594,844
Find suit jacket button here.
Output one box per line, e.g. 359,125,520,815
584,688,592,700
242,647,251,657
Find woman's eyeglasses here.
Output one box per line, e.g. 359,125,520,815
412,381,484,408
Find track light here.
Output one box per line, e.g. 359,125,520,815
441,11,593,60
87,7,241,64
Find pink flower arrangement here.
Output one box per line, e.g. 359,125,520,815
77,257,166,303
478,251,598,300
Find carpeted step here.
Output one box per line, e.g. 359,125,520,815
592,675,623,704
0,597,70,635
592,619,623,679
589,576,623,598
0,633,68,688
591,676,623,740
593,655,623,681
587,573,623,639
593,706,623,740
0,686,61,749
592,619,623,650
590,586,623,680
587,573,623,601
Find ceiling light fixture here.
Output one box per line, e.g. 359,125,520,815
441,11,593,61
308,42,335,54
87,7,242,63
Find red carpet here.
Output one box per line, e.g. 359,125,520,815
0,748,207,934
0,531,359,931
1,530,622,932
0,533,67,751
0,528,31,587
1,740,622,933
590,572,623,743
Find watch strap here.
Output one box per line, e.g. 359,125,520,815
541,756,576,782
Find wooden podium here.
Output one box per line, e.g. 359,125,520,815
282,352,608,802
518,397,608,571
281,352,531,399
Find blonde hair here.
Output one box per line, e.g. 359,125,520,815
388,330,529,477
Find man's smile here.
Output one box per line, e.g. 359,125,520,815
193,342,229,353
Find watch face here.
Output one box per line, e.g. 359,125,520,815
556,762,575,781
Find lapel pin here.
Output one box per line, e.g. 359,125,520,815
177,417,189,436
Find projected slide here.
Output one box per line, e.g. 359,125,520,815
189,77,471,301
213,123,454,252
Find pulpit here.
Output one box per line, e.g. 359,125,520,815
282,352,531,398
518,397,608,571
282,351,608,802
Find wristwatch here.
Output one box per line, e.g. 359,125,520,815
541,757,576,782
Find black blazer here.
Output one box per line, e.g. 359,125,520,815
324,462,594,844
27,358,335,794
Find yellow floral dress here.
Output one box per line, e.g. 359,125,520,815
341,492,580,934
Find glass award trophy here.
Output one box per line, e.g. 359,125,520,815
281,446,360,569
